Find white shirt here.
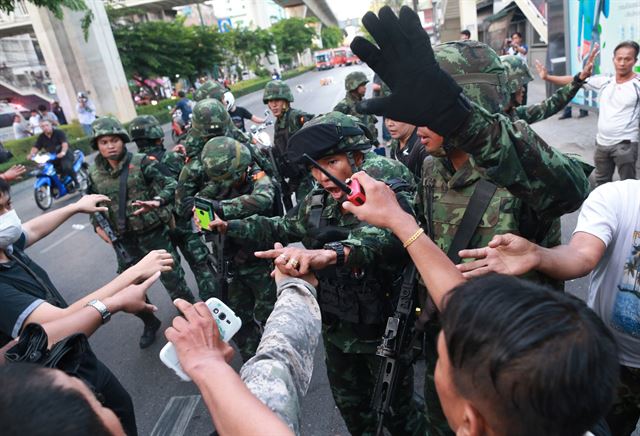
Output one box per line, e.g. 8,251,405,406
76,99,96,125
584,75,640,146
574,180,640,368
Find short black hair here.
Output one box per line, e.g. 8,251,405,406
178,90,186,98
441,274,619,436
37,104,46,112
460,30,471,38
614,40,639,59
511,31,522,39
0,363,111,436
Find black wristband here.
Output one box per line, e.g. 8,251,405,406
324,242,345,267
573,73,586,85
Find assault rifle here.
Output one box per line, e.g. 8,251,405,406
93,212,136,269
371,264,417,436
204,230,232,303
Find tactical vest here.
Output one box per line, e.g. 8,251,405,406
89,153,172,234
306,189,394,330
274,109,308,182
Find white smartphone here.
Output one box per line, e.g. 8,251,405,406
159,298,242,381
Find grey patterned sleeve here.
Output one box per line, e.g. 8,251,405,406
240,278,322,434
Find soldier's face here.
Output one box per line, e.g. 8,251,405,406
311,154,353,202
417,126,444,153
385,118,415,140
356,84,367,98
514,87,525,105
97,135,125,160
267,100,288,118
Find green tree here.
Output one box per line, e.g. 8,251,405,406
224,27,274,77
190,26,225,78
321,25,344,49
270,17,315,67
0,0,93,39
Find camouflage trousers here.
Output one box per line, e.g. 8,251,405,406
228,260,276,361
323,333,427,436
169,219,217,301
117,225,194,303
606,364,640,436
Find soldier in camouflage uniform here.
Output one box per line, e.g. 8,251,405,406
87,116,195,348
195,136,277,360
208,112,427,435
388,40,594,435
262,80,314,209
334,71,379,141
128,115,217,301
193,80,227,103
501,54,591,123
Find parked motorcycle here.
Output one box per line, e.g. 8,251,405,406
32,150,89,210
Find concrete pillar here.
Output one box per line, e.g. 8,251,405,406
459,0,478,40
26,0,136,125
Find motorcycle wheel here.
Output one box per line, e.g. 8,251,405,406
34,185,53,210
77,168,89,194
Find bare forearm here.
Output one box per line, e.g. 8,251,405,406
191,363,293,436
389,212,464,310
23,203,81,245
65,269,138,313
544,74,573,86
535,244,596,280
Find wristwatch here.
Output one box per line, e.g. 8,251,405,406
153,196,166,207
324,242,345,267
86,299,111,324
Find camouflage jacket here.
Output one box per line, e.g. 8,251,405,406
333,92,378,139
198,167,276,220
88,152,176,234
241,277,321,434
176,158,205,219
506,79,583,124
160,150,186,179
226,152,415,352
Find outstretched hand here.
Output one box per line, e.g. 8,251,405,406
579,43,600,81
75,194,110,213
456,233,540,278
350,6,469,136
131,199,161,216
255,242,320,286
107,272,159,314
128,249,174,282
1,165,26,182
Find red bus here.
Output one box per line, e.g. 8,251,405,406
332,48,347,66
345,48,360,65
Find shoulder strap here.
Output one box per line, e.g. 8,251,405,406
307,191,326,229
446,179,497,264
7,251,66,307
117,153,132,233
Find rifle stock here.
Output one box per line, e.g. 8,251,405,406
93,212,136,269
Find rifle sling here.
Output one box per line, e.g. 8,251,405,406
117,153,132,234
446,178,497,264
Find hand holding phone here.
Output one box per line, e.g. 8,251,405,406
194,196,215,231
160,298,242,381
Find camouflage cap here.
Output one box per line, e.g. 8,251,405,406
262,80,294,103
500,55,534,94
201,136,251,182
193,80,226,102
345,71,369,91
190,98,231,139
434,40,509,114
128,115,164,141
91,116,130,149
287,111,372,163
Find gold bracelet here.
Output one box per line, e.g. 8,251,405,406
403,227,424,248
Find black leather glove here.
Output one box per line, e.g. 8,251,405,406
351,6,471,137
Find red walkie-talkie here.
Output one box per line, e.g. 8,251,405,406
304,154,366,205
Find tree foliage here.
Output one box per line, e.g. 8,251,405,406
0,0,93,39
271,18,315,64
321,25,344,49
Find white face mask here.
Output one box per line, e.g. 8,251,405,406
0,209,23,250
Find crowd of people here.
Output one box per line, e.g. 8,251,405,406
1,5,640,436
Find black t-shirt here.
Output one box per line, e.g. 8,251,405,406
35,129,68,154
229,106,253,132
0,233,66,346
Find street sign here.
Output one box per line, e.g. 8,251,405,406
218,18,232,33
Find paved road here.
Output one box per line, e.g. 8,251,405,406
10,68,619,435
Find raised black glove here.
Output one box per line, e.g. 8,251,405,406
351,6,471,137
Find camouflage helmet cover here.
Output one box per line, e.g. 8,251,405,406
262,80,294,104
193,80,226,102
500,55,534,94
434,40,509,114
345,71,369,91
128,115,164,141
91,116,130,149
287,111,372,163
201,136,251,182
190,98,231,139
